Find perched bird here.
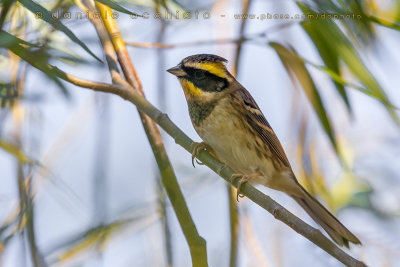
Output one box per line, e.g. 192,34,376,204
167,54,361,247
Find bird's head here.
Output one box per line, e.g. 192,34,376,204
167,54,233,102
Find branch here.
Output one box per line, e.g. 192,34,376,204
126,37,246,49
87,2,208,266
6,27,365,265
153,11,173,266
232,0,253,77
227,186,239,267
50,68,366,267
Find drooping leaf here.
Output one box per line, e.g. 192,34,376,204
0,140,38,164
95,0,141,16
298,0,374,45
300,19,351,114
270,42,339,155
0,0,15,30
0,82,12,108
0,31,39,48
119,0,185,14
330,172,371,211
58,220,128,262
48,41,93,66
367,15,400,31
298,3,399,125
305,60,399,110
17,0,102,63
0,31,70,98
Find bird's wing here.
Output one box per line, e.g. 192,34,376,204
236,88,291,168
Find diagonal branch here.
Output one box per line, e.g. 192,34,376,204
45,68,366,267
6,30,366,266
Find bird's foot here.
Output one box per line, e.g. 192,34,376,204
191,142,208,167
231,172,261,201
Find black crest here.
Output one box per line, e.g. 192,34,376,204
182,54,228,64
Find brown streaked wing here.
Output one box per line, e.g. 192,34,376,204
236,88,291,168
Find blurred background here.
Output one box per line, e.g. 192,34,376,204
1,0,400,266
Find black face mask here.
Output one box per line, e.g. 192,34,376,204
182,67,228,93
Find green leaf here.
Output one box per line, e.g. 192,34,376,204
0,140,38,164
367,15,400,31
0,0,15,30
300,20,351,114
95,0,140,16
304,60,399,110
0,32,39,48
297,1,374,45
0,82,12,108
55,219,131,262
298,3,399,125
0,31,70,98
119,0,185,14
17,0,102,63
269,42,339,155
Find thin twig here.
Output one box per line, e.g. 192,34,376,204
126,37,245,49
227,186,239,267
232,0,252,77
154,9,173,266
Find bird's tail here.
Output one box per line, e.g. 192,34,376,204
292,187,361,248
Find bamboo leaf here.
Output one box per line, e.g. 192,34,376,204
0,32,39,48
305,60,400,110
58,220,127,262
298,3,399,124
331,172,371,210
0,82,12,108
0,31,70,98
367,15,400,31
298,1,374,44
95,0,140,16
17,0,102,63
118,0,185,13
300,20,351,114
270,42,339,154
0,140,37,164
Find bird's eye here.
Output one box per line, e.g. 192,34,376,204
194,70,206,80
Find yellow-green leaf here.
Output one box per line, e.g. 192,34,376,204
298,3,399,125
95,0,141,16
0,140,36,164
270,42,339,155
17,0,102,62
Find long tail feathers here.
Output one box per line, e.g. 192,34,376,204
292,188,361,248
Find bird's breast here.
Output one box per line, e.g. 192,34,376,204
192,98,276,182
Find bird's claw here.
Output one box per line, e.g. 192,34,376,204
191,142,207,168
231,172,261,201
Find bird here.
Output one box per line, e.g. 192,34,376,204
167,54,361,247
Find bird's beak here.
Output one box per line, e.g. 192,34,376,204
167,64,186,77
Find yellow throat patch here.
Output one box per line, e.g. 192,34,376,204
179,78,202,96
